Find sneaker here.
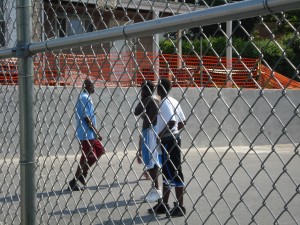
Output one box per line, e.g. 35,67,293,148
78,174,87,186
148,202,170,214
145,188,162,203
169,202,186,217
68,179,84,192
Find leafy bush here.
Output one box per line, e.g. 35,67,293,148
159,39,176,54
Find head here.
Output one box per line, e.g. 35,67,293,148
83,78,95,94
157,78,171,98
141,80,155,99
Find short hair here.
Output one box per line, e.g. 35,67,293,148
158,78,171,94
83,78,93,88
141,80,155,96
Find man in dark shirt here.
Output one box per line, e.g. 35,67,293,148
134,80,162,202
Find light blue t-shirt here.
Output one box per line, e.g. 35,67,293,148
75,91,97,140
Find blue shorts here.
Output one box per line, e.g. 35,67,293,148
141,127,161,170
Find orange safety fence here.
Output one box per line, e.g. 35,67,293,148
30,52,260,88
1,52,300,89
259,64,300,89
33,53,112,86
0,58,18,85
157,54,261,88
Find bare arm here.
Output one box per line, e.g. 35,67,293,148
134,101,144,116
137,135,142,164
84,117,102,141
158,119,185,141
158,120,176,140
134,96,150,116
178,120,186,130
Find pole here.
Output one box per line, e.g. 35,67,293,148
17,0,36,224
226,20,232,88
175,0,182,70
200,35,203,87
177,29,182,69
153,10,160,83
1,0,300,59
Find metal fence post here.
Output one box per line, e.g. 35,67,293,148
16,0,36,224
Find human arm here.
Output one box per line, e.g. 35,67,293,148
134,96,151,116
178,120,186,130
134,101,144,116
137,135,142,164
158,120,176,140
84,116,102,141
177,103,186,131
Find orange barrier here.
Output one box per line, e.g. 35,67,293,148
34,52,261,88
134,53,261,88
1,53,300,89
0,59,18,85
259,64,300,89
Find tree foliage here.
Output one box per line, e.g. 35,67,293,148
160,8,300,80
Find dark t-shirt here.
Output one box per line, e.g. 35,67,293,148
134,96,160,129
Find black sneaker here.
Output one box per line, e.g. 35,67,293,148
78,174,87,186
169,202,186,217
148,202,170,214
68,179,84,191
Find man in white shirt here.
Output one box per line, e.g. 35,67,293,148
148,78,186,217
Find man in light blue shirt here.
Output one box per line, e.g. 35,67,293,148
76,85,97,140
68,79,105,191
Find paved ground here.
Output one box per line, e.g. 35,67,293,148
0,144,299,225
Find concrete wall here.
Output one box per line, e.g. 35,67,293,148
1,86,300,156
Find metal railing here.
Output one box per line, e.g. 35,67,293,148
0,0,300,224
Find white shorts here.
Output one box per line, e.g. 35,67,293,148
141,127,161,170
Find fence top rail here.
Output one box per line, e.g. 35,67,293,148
1,0,300,59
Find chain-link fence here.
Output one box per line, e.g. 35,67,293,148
0,0,300,224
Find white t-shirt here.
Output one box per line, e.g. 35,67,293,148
157,96,186,134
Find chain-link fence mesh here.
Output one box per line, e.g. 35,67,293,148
0,0,300,224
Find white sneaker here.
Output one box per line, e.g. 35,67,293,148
145,188,162,202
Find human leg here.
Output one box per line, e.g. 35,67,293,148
141,128,162,202
142,171,150,180
68,178,84,191
175,186,184,206
145,166,162,202
148,140,171,212
147,183,170,214
75,140,93,186
74,163,89,186
148,166,159,189
68,141,87,191
162,183,171,204
68,139,104,190
79,139,104,177
162,135,186,217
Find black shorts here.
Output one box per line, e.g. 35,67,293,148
161,134,185,187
